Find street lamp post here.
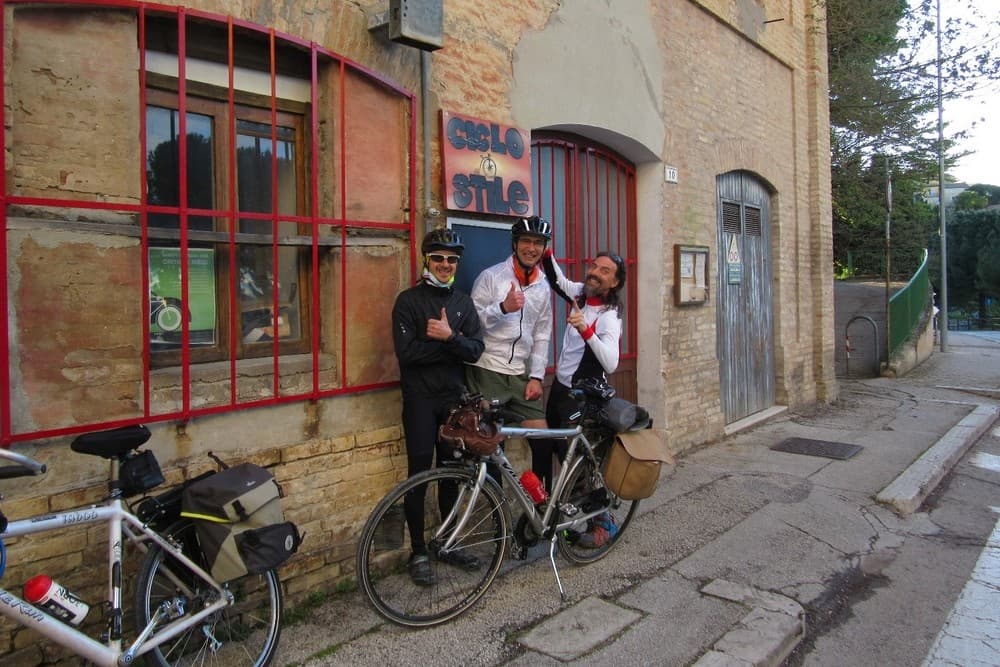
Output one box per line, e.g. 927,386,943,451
885,167,892,369
937,0,949,351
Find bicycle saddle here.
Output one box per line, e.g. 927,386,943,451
71,424,152,459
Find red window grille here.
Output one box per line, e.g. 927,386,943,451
0,2,416,446
531,132,638,402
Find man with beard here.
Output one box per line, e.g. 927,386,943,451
533,249,627,497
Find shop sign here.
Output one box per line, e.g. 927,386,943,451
441,110,532,217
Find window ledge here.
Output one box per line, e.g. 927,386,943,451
149,353,338,408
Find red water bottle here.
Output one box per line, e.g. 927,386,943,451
23,575,90,626
520,471,548,504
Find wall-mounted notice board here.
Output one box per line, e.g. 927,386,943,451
674,244,709,306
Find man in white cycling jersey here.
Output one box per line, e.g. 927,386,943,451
534,248,626,492
466,217,553,432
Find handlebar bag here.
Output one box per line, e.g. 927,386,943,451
602,430,674,500
181,463,301,582
439,398,504,456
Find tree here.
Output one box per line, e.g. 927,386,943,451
831,154,936,278
954,189,988,211
825,0,1000,280
968,184,1000,206
932,208,1000,326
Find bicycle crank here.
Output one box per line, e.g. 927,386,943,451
513,514,541,559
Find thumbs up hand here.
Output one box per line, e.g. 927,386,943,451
426,306,454,341
501,281,525,314
567,306,586,333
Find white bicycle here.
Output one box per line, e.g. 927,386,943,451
0,425,282,666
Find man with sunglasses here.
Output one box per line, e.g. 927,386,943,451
466,216,553,433
391,228,484,585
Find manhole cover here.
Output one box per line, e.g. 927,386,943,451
770,438,863,460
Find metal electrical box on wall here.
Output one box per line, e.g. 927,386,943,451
389,0,444,51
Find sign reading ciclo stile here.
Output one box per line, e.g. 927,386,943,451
440,110,533,217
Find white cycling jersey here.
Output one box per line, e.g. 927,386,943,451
546,258,621,387
470,255,552,379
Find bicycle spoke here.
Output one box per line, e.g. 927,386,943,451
357,468,509,627
556,455,638,564
134,521,282,667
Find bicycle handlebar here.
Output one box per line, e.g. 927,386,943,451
0,449,47,479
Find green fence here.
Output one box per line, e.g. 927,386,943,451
888,249,931,355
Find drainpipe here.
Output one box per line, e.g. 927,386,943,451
421,50,439,231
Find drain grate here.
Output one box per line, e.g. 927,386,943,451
770,437,863,460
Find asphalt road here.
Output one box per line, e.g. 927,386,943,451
787,418,1000,666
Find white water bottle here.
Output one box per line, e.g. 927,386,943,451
23,575,90,626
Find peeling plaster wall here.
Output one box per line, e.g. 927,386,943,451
510,0,667,425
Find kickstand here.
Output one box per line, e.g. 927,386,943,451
548,533,566,601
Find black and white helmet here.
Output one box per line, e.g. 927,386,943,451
511,216,551,243
421,228,465,255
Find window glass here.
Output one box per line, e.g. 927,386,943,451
236,120,302,346
146,106,214,231
144,97,307,359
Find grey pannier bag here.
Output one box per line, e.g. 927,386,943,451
181,463,301,582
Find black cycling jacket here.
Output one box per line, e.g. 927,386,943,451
391,281,484,399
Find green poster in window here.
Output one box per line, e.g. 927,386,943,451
149,248,217,346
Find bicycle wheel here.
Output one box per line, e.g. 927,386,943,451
155,303,184,332
134,520,283,667
556,450,639,565
356,466,509,627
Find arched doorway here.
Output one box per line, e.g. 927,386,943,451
716,171,775,422
532,132,638,402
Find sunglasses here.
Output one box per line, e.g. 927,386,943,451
427,253,460,265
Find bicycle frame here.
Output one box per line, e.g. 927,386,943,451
434,423,610,599
499,425,609,532
0,495,228,667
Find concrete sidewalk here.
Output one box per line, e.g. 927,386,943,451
276,331,1000,667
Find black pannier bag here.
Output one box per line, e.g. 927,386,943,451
181,463,301,582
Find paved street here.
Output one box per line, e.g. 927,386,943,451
922,446,1000,667
273,331,1000,666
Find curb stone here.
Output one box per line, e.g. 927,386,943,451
693,580,805,667
691,402,998,667
876,404,1000,514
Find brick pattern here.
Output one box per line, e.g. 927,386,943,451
657,0,836,448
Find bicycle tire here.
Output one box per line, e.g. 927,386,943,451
555,449,638,565
356,466,509,627
154,304,184,332
133,519,283,667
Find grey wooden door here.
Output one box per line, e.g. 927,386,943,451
716,171,775,423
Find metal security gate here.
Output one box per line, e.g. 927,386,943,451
531,133,638,403
716,171,774,423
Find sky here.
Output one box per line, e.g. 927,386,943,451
932,0,999,186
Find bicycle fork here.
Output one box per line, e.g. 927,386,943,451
433,463,488,555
